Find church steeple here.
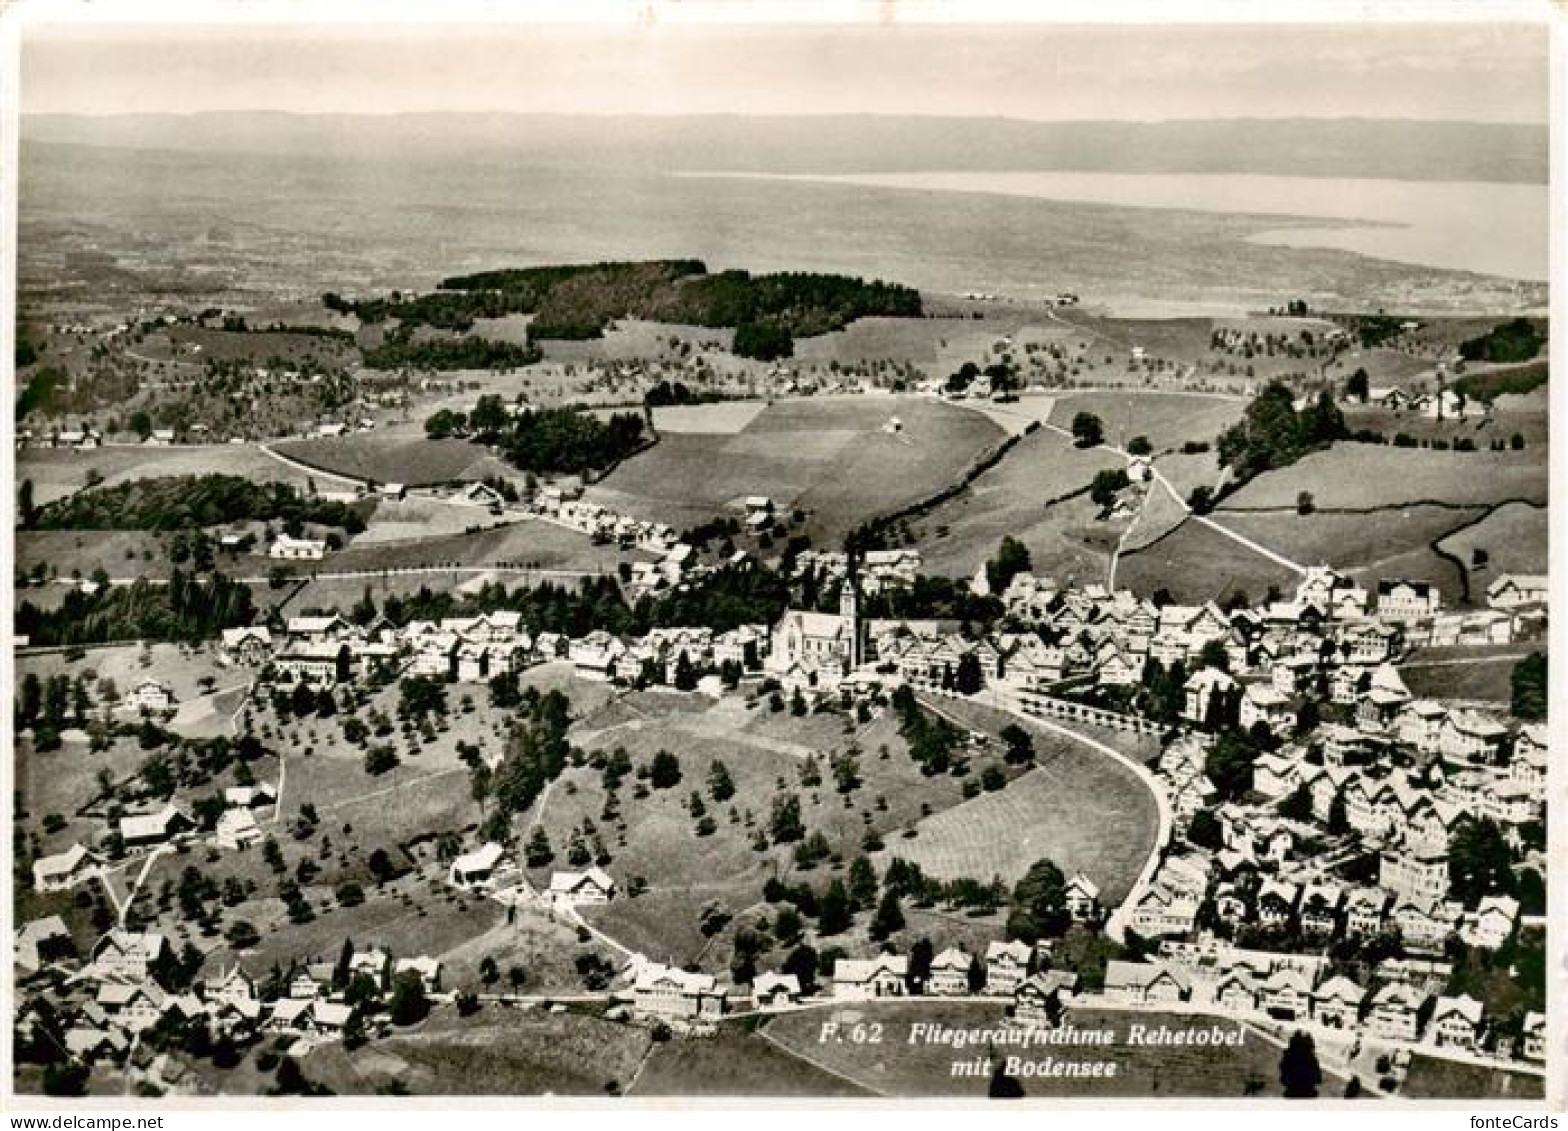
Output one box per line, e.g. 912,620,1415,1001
840,550,863,670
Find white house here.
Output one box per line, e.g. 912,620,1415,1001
449,842,506,888
547,867,616,907
833,954,909,1000
269,534,328,561
31,843,102,893
1486,574,1548,611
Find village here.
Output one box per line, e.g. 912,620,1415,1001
15,521,1549,1095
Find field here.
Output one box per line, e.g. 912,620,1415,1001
589,394,1005,544
875,697,1159,903
1048,391,1247,452
540,691,982,964
16,529,171,581
1115,518,1301,605
19,444,318,506
287,519,643,579
876,759,1156,906
272,434,514,486
296,1006,652,1096
629,1022,871,1096
911,425,1125,582
1399,1054,1544,1101
1217,443,1547,511
353,497,507,544
650,400,768,434
1436,501,1548,579
1398,649,1533,705
1210,505,1486,598
762,1002,1335,1098
1121,479,1191,554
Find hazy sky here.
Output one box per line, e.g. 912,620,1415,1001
20,19,1550,122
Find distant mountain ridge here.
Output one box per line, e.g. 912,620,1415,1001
20,112,1547,184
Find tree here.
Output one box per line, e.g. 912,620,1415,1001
1296,490,1315,516
1187,808,1224,850
769,792,805,843
954,652,983,695
782,944,819,994
1089,468,1131,511
708,760,736,802
985,536,1033,594
1126,435,1153,456
999,723,1034,765
525,827,554,867
1070,412,1104,448
848,856,879,910
1448,817,1515,905
1007,858,1068,942
1279,1031,1322,1098
870,888,905,941
818,879,853,935
388,971,430,1026
649,750,682,789
1510,652,1547,720
1346,367,1370,403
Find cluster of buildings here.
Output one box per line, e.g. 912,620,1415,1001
1099,940,1544,1062
13,927,447,1078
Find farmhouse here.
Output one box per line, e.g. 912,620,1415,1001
214,808,263,851
1103,961,1187,1006
1376,579,1440,623
1064,873,1101,923
751,973,802,1011
1429,994,1483,1049
32,843,102,893
269,534,328,561
91,931,171,982
221,626,274,665
1310,976,1366,1029
833,954,909,1000
631,961,726,1023
1013,971,1079,1028
1366,981,1424,1042
927,948,973,996
125,679,176,714
547,867,616,907
984,940,1032,996
225,783,278,809
1486,573,1548,611
16,915,75,975
273,640,351,685
120,804,194,849
449,842,506,888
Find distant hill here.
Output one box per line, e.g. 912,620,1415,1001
19,113,1548,184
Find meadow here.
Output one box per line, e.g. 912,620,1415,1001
298,1006,651,1096
1216,443,1547,511
911,425,1125,583
590,394,1004,544
761,1001,1333,1097
1435,501,1548,580
19,444,318,506
1115,519,1300,605
1048,390,1247,451
272,434,515,486
628,1023,871,1096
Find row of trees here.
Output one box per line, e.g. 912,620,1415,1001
16,571,256,646
23,474,368,534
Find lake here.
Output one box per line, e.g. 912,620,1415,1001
681,171,1547,284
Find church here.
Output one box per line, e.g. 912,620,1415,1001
766,558,865,687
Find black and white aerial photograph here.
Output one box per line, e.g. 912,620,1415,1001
4,0,1559,1114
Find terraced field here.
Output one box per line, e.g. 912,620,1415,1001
875,730,1158,906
